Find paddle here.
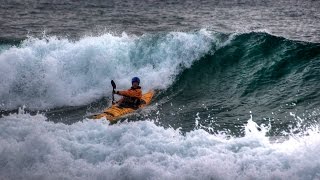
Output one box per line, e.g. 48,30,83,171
111,80,116,104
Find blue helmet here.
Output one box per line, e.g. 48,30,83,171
131,77,140,84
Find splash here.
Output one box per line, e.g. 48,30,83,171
0,30,220,110
0,110,319,180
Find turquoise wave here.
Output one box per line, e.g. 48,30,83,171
0,31,319,135
156,32,320,134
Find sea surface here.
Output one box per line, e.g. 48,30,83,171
0,0,320,179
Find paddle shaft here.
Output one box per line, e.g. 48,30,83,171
111,80,116,104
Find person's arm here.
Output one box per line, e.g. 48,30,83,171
117,89,142,98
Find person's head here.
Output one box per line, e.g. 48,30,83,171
131,77,140,87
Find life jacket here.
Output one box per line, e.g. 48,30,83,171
118,86,142,109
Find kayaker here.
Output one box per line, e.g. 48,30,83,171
113,77,142,109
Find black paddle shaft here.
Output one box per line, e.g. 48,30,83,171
111,80,116,89
111,80,116,103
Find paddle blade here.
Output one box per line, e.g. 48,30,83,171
111,80,116,89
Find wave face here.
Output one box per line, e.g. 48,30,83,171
0,30,220,110
0,109,319,180
155,32,320,134
1,31,319,113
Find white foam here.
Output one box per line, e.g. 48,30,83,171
0,30,217,110
0,110,319,180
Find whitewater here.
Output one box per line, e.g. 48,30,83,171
0,30,218,110
0,107,319,180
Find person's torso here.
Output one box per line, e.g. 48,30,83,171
121,87,142,108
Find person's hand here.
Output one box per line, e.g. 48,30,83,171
113,89,116,94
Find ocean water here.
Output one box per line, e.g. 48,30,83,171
1,0,320,179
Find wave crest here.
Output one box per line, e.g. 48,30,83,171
0,30,218,110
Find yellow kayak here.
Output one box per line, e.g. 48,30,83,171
91,90,155,123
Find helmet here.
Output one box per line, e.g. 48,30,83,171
131,77,140,84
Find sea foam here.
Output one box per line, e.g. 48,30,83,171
0,109,319,180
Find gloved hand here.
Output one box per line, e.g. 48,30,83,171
113,90,119,94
